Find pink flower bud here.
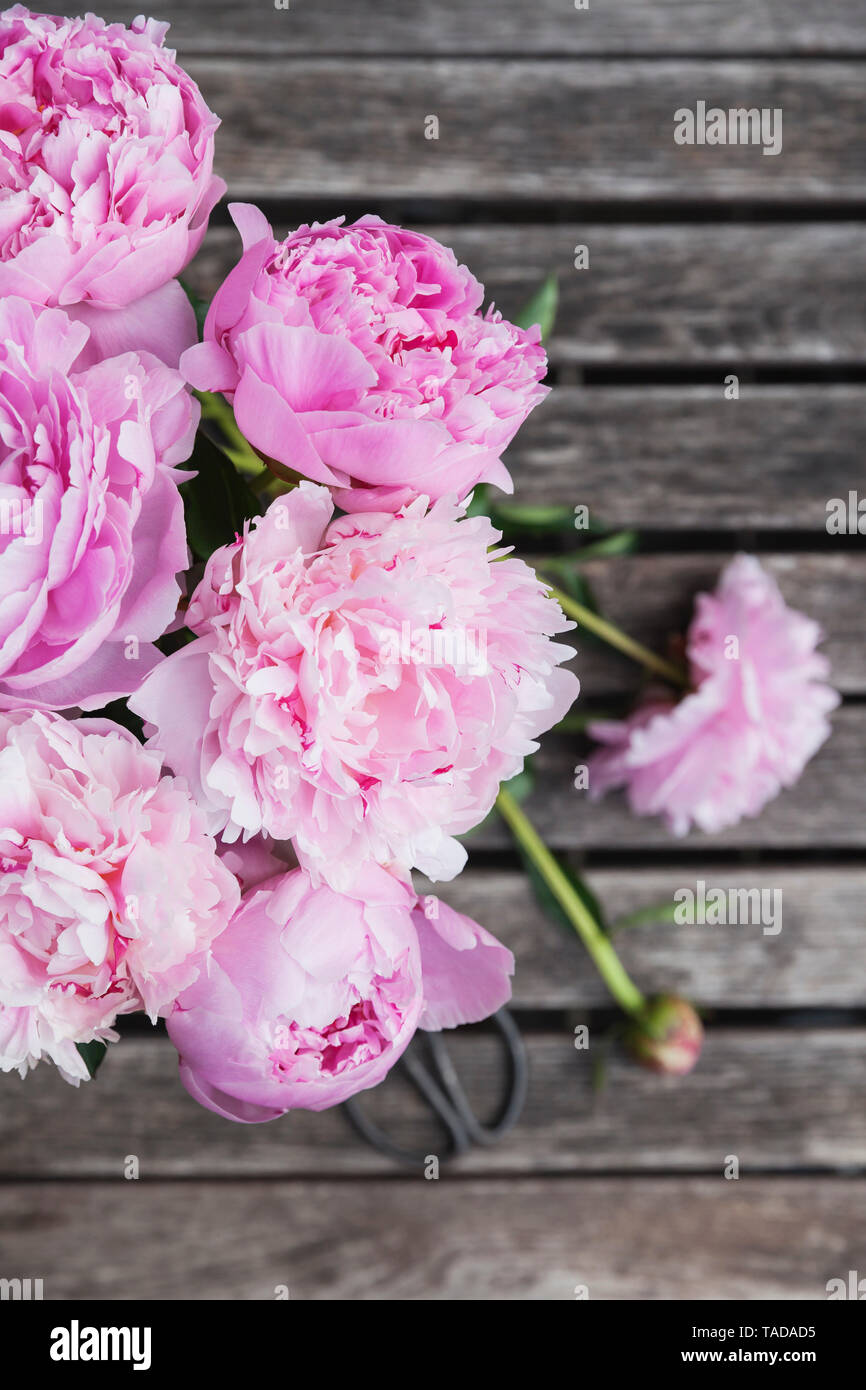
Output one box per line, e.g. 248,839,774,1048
626,995,703,1076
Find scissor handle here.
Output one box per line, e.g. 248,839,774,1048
342,1008,528,1167
426,1008,528,1146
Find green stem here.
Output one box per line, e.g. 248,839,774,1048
495,786,646,1018
544,581,689,688
195,391,265,478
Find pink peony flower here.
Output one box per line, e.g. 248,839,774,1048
216,833,296,896
588,555,839,834
0,297,197,710
181,204,549,511
0,710,240,1084
167,863,514,1121
131,483,579,888
0,6,225,366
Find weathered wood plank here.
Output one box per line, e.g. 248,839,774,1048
0,1177,860,1298
187,224,866,367
4,863,863,1179
98,1,866,57
3,1029,864,1179
184,61,866,202
435,867,866,1009
543,554,866,697
506,387,866,528
470,704,866,850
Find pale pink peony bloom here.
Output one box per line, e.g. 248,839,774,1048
132,483,579,888
167,863,514,1121
0,297,197,710
0,710,240,1084
216,834,296,896
181,204,549,511
0,6,225,365
588,555,839,835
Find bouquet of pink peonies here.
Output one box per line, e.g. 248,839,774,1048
0,9,838,1120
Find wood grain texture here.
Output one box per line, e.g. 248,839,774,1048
431,867,866,1009
187,223,866,366
469,704,866,851
97,1,866,57
543,553,866,696
0,1177,861,1299
3,1028,865,1179
5,1,865,1304
505,386,866,527
183,61,866,202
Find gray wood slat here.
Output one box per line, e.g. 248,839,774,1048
0,1177,860,1298
469,704,866,850
505,387,866,528
95,1,866,57
540,554,866,697
182,61,866,201
186,224,866,367
432,866,866,1009
2,1028,865,1178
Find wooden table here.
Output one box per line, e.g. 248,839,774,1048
2,0,865,1300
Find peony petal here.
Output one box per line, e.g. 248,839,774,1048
414,899,514,1030
232,367,343,485
68,281,198,371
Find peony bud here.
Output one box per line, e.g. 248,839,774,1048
626,995,703,1076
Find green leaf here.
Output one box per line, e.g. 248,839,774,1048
486,499,581,546
517,845,607,936
592,1049,609,1093
492,501,575,530
76,1041,107,1079
579,528,639,559
550,565,600,617
156,626,197,657
79,699,145,742
196,391,265,477
503,758,535,804
464,483,493,520
514,273,558,343
553,710,611,735
546,530,640,566
180,430,264,562
590,1025,626,1092
609,900,682,933
180,278,209,337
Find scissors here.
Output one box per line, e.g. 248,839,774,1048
342,1009,528,1166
